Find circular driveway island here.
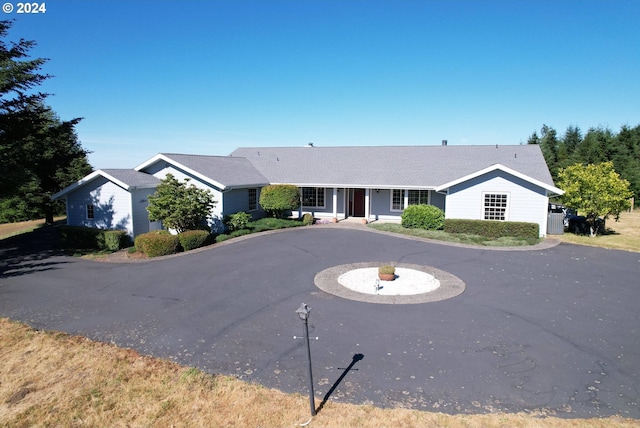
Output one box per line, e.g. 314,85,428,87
1,226,639,419
315,262,465,304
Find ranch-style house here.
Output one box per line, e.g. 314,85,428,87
52,143,564,238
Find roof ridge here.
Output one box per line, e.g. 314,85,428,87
161,152,232,158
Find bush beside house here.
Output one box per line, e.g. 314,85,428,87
178,230,212,251
224,212,252,231
134,230,179,257
401,205,445,230
59,226,131,251
259,184,300,218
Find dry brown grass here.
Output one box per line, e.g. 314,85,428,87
1,318,637,428
555,210,640,252
0,217,64,240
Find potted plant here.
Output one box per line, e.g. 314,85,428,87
378,265,396,281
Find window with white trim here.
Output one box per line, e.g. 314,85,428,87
302,187,325,208
391,189,430,211
391,189,403,211
408,190,429,205
86,204,95,219
248,188,257,211
483,193,508,221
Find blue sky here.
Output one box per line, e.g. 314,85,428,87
7,0,640,169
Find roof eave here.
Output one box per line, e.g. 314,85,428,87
269,182,436,190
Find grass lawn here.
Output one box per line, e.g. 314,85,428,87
1,216,639,426
554,210,640,252
0,217,64,240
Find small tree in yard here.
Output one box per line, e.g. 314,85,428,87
259,184,300,218
147,174,216,233
557,162,633,236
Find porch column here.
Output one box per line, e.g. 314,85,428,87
365,188,370,220
332,187,338,221
403,189,409,209
299,189,303,219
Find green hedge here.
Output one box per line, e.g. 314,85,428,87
178,230,212,251
135,230,180,257
59,226,131,250
401,204,445,230
103,230,130,251
444,219,539,239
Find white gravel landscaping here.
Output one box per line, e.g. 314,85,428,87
338,267,440,296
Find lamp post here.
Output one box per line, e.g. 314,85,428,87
296,303,316,416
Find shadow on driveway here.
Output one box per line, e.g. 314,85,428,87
0,226,69,279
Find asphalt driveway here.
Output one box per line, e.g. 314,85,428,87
1,225,639,418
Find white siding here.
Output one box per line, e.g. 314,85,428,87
444,170,549,237
131,188,160,237
142,162,224,230
65,176,134,236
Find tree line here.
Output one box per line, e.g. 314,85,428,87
528,124,640,206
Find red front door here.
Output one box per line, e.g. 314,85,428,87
352,189,365,217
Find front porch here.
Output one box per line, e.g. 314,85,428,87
294,187,444,223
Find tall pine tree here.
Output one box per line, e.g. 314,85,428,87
0,20,92,223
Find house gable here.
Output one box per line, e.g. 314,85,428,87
434,163,564,197
135,153,269,191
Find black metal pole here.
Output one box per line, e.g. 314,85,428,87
303,317,316,416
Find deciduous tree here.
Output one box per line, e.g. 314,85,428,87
147,174,216,233
557,162,633,236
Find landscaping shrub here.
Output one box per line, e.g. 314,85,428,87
225,212,252,231
141,233,180,257
259,184,300,218
178,230,211,251
59,226,102,249
302,213,314,226
444,219,539,239
59,226,130,250
401,204,445,230
103,230,130,251
133,230,171,254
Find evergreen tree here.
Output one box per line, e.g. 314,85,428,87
529,125,560,178
558,125,582,169
614,125,640,206
0,20,92,223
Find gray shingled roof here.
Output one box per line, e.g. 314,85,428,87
101,169,161,188
160,153,270,188
230,145,555,188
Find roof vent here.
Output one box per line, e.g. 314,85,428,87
306,142,314,147
442,140,448,146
